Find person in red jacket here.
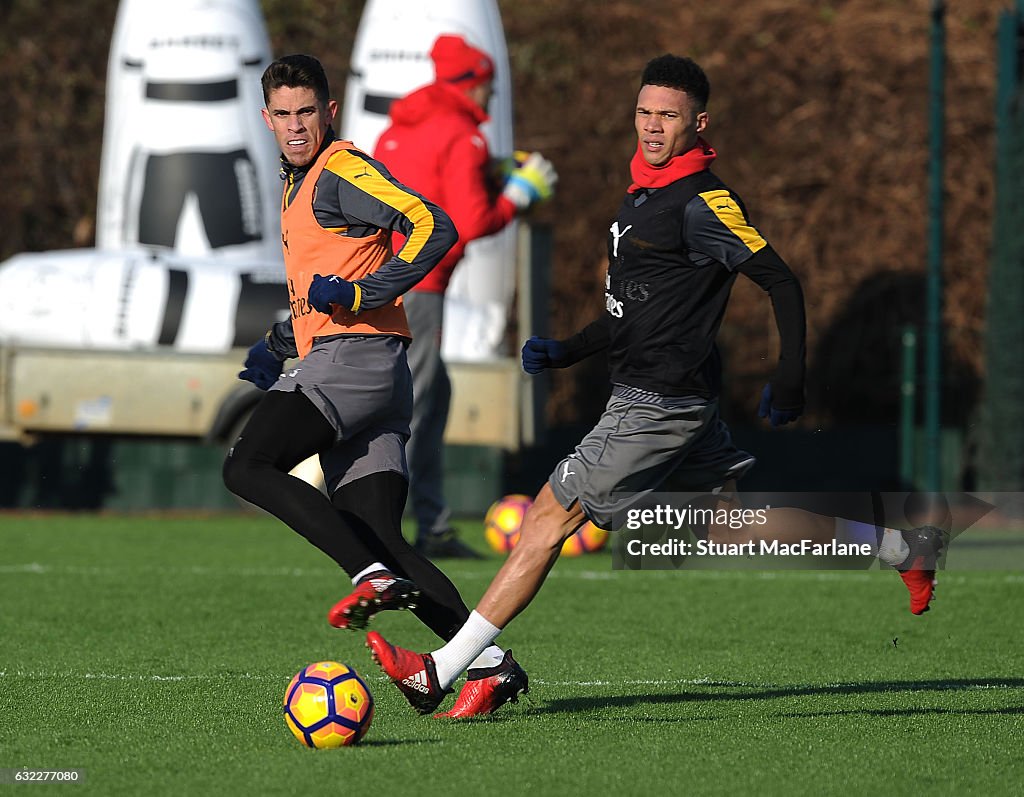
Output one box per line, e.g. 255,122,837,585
374,34,557,559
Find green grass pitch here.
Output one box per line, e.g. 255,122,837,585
2,513,1023,795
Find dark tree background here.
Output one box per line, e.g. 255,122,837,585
0,0,999,430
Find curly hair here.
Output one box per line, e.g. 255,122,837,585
640,55,709,110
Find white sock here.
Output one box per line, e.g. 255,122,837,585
468,645,505,672
876,528,910,567
351,562,388,585
431,610,502,689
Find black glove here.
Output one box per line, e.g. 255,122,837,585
521,337,567,374
757,383,802,427
239,338,283,390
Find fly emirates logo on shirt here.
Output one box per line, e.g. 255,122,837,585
605,221,631,318
604,272,624,318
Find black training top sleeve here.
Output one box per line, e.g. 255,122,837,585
266,318,298,360
735,244,806,409
558,314,612,366
318,148,458,309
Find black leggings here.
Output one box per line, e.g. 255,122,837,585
223,390,469,640
332,471,469,641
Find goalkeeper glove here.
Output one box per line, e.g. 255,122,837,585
502,152,558,210
495,150,531,182
757,383,803,427
308,274,360,314
521,336,567,374
238,337,283,390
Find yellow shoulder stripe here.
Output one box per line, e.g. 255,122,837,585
698,189,767,254
324,151,436,261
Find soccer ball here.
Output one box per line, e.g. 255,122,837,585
484,494,533,553
283,661,374,748
484,495,609,557
560,520,610,557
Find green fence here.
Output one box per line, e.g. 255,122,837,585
978,1,1024,490
0,437,503,517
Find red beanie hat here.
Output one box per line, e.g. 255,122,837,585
430,34,494,88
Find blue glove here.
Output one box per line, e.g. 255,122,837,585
308,274,359,314
757,383,802,427
239,338,283,390
521,336,567,375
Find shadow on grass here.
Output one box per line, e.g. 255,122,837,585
534,678,1024,716
357,738,444,747
776,706,1024,718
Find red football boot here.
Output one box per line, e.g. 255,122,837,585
365,631,451,715
327,573,419,630
899,569,938,615
434,650,528,719
896,526,944,615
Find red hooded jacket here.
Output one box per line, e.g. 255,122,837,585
374,81,517,293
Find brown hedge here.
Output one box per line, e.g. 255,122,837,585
0,0,999,426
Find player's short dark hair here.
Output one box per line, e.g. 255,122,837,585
640,55,710,110
261,54,331,107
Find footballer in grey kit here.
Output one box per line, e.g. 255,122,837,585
544,131,806,529
367,54,942,718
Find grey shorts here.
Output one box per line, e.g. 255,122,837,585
319,427,408,494
548,384,755,530
270,335,412,490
